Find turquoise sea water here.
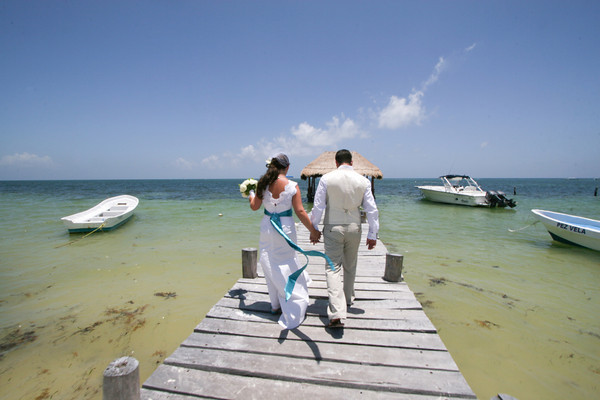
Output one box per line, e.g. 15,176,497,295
0,178,599,399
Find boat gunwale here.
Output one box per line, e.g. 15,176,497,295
61,195,139,223
531,209,600,234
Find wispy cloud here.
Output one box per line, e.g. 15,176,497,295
239,145,257,159
0,152,53,167
423,57,446,89
174,157,195,170
201,155,219,168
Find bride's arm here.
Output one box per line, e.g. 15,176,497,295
249,191,262,211
292,185,320,237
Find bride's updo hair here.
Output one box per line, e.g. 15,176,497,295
256,153,290,199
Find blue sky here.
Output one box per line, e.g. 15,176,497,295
1,1,599,180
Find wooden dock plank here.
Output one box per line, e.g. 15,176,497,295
238,277,413,292
215,295,425,317
141,224,476,399
222,289,424,310
206,304,437,332
193,317,447,350
230,281,418,300
142,365,469,400
217,294,422,315
161,347,474,397
180,331,460,371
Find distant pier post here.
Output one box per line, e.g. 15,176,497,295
360,210,367,223
242,248,258,278
383,253,404,282
103,356,140,400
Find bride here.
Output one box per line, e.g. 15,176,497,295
247,154,321,329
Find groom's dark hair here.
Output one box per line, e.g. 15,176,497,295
335,149,352,165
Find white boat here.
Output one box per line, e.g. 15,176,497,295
416,175,516,208
61,195,139,233
531,209,600,251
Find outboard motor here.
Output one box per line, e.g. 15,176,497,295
486,191,501,207
496,191,517,208
486,191,517,208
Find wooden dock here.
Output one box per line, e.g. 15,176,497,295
140,224,476,399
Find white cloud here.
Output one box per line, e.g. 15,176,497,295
201,155,219,169
377,91,425,130
376,57,446,130
465,43,477,52
174,157,195,170
0,152,53,167
481,141,489,149
240,145,257,158
226,114,362,164
290,114,360,148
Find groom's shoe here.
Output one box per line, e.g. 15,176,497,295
327,318,344,328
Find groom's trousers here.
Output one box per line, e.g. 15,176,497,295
323,222,362,321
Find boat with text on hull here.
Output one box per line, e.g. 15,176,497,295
416,175,516,208
531,209,600,251
61,195,139,233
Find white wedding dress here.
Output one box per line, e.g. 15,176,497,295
259,180,311,329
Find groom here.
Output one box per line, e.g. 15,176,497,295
310,149,379,328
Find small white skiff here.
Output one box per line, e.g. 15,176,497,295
531,209,600,251
61,195,139,233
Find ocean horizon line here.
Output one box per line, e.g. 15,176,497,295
1,176,598,182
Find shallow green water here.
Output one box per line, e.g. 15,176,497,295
0,179,598,399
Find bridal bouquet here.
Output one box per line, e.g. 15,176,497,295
239,178,258,198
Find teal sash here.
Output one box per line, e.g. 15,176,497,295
264,209,335,300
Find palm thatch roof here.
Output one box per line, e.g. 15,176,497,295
301,151,383,179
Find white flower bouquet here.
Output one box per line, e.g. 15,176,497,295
239,178,258,198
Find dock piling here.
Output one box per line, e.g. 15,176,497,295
383,253,404,282
242,247,258,278
103,356,140,400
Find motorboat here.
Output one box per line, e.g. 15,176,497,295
416,175,516,208
61,195,139,233
531,209,600,251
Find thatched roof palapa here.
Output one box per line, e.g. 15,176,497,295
301,151,383,202
301,151,383,180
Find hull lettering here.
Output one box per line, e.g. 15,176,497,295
556,222,586,235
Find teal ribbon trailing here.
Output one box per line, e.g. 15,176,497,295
264,209,335,301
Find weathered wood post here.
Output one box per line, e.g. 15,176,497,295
103,356,140,400
383,253,403,282
242,247,258,278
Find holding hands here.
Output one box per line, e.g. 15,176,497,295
310,229,321,244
